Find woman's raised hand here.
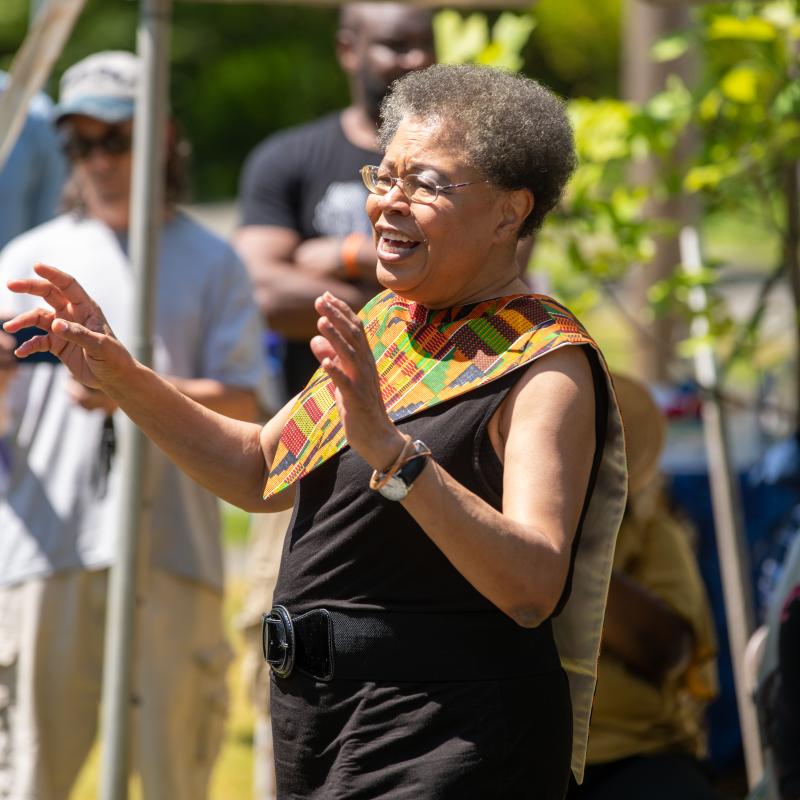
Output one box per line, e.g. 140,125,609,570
310,292,406,471
3,263,133,389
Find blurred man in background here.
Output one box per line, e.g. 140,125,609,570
235,1,435,398
234,7,435,797
0,51,264,800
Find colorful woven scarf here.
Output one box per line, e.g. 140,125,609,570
263,290,597,499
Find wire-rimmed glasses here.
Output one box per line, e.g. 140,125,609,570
360,165,489,205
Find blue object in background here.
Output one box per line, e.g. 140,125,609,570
0,73,66,249
667,457,800,767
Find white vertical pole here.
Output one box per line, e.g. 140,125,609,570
681,225,764,787
98,0,171,796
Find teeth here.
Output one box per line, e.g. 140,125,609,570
383,233,416,243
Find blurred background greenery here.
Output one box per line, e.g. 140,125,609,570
0,0,622,200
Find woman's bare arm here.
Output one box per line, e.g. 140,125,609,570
4,264,296,513
400,346,595,626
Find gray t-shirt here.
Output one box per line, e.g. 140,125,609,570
0,212,265,591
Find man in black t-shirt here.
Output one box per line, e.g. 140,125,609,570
235,3,435,397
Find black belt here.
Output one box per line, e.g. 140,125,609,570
262,605,560,682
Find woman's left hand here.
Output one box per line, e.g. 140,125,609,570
310,292,405,471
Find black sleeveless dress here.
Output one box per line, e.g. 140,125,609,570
270,353,604,799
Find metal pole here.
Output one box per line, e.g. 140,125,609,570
98,0,171,796
681,226,764,787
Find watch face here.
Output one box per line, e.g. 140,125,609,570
378,474,408,501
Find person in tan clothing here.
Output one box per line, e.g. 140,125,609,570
568,374,720,800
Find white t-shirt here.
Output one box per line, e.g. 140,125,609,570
0,212,265,591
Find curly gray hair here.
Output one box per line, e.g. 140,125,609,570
378,64,576,237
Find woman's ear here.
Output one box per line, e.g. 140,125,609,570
494,188,534,243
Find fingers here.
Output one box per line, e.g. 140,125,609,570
316,314,356,362
309,335,336,365
6,277,69,313
50,318,105,354
315,293,364,348
6,264,93,315
33,264,94,310
12,331,55,359
2,307,55,334
3,308,57,360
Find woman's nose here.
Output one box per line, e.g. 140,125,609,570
379,181,411,213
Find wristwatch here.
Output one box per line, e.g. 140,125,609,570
374,439,431,501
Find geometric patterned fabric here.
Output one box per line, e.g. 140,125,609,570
263,289,597,499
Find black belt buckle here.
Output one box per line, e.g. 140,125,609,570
262,605,295,678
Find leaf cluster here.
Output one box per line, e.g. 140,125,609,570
537,0,800,376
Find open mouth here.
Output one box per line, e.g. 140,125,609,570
379,234,421,255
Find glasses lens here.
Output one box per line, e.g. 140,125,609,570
405,175,438,204
103,130,132,155
62,136,89,160
62,129,131,161
362,166,380,193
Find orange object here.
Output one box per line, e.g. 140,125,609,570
340,233,365,280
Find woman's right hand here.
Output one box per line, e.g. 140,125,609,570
3,263,134,390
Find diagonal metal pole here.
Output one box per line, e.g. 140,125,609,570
681,225,764,787
98,0,172,796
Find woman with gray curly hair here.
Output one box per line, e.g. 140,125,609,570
5,64,627,798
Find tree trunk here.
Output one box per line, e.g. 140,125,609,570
621,0,697,382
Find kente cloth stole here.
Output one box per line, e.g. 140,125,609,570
263,290,597,499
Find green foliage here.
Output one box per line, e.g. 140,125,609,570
535,0,800,378
434,9,536,71
522,0,621,98
1,0,346,199
2,0,623,200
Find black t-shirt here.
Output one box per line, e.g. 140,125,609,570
240,112,380,394
240,112,378,237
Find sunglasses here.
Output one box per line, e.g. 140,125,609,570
61,128,132,161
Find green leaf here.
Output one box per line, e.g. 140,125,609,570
569,98,635,162
651,33,690,63
698,89,722,122
492,11,537,54
684,164,725,192
707,15,778,42
773,81,800,119
720,64,772,104
433,10,489,65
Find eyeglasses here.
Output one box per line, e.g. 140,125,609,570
61,128,132,161
360,165,489,205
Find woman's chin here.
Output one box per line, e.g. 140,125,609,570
375,263,423,297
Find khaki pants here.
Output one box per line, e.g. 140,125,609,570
237,510,292,800
0,568,231,800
